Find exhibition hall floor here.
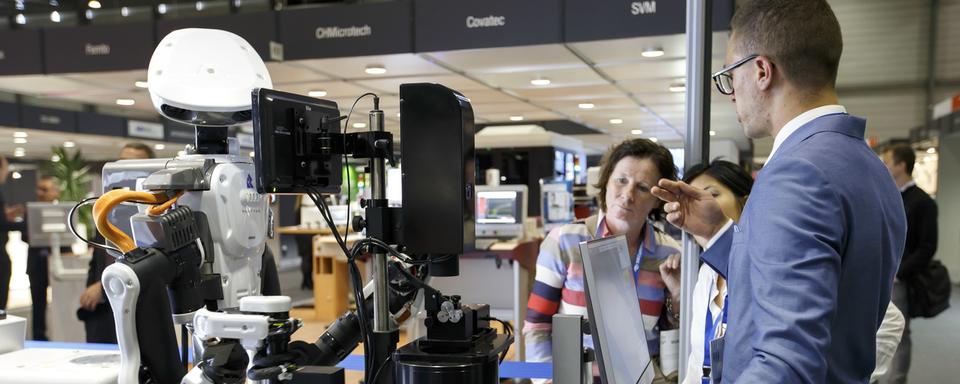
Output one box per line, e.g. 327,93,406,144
908,284,960,383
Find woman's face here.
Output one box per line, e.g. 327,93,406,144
690,174,745,222
604,156,662,234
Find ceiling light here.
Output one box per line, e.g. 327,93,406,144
50,155,60,162
116,98,135,106
709,130,717,136
49,0,59,6
135,81,148,88
308,90,328,97
364,65,386,75
578,103,595,109
13,132,27,138
154,144,165,150
50,10,61,23
84,9,94,19
15,0,24,11
530,78,551,86
631,129,644,135
609,118,623,124
195,1,204,11
11,172,22,180
234,0,243,7
121,6,130,16
15,147,25,155
63,141,75,148
650,137,659,143
353,122,367,128
249,151,255,157
13,138,27,144
927,147,936,154
158,4,167,14
509,116,524,121
15,14,26,25
668,83,686,93
396,113,401,117
641,47,665,58
88,0,101,8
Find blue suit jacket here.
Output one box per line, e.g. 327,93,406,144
702,113,906,383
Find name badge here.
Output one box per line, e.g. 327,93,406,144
709,336,725,383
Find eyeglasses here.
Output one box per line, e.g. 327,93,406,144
712,54,759,95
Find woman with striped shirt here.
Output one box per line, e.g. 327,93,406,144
523,139,682,383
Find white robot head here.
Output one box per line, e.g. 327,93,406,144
148,28,272,126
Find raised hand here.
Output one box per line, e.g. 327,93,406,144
651,179,729,240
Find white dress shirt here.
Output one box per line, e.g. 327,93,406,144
767,104,848,163
681,264,727,384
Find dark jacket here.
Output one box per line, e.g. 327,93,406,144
896,184,938,280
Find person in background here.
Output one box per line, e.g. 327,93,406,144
23,176,63,340
880,143,938,384
80,142,154,343
664,160,905,384
0,155,27,310
524,138,681,383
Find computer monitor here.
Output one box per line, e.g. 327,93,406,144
475,185,527,240
26,202,78,248
540,179,573,233
580,234,655,384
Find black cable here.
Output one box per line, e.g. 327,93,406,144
368,354,392,384
68,197,121,254
481,316,513,364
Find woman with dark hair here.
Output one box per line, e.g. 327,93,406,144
523,138,681,382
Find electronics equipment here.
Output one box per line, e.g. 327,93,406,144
475,185,528,241
540,179,574,234
579,235,654,384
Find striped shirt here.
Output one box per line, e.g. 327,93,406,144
523,214,681,364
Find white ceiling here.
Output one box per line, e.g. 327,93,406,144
0,0,957,163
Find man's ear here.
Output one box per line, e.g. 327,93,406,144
755,56,775,91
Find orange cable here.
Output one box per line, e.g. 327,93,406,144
92,190,170,253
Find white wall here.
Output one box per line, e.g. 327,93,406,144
937,133,960,282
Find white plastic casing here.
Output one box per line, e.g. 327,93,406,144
238,295,292,314
101,263,141,384
148,28,272,117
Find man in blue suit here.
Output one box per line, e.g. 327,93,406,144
652,1,907,383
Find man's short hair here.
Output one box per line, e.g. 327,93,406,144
885,143,916,175
730,0,843,92
123,142,155,159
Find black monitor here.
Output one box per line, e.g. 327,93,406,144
251,88,342,194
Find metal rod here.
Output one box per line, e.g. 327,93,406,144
369,108,390,333
680,0,712,380
924,0,940,124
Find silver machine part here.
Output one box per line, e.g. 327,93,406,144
552,314,590,384
369,107,391,333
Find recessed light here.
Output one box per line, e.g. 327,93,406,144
85,9,94,19
530,78,551,86
116,98,135,106
308,90,328,97
88,0,101,9
234,0,243,7
641,47,665,58
50,10,61,23
353,122,367,128
196,1,205,11
135,81,149,88
609,118,623,124
650,137,659,143
154,144,165,150
669,83,686,93
249,151,255,157
927,147,936,154
63,141,75,148
631,129,644,135
510,116,524,121
396,113,401,118
710,130,717,136
578,103,595,109
13,138,26,144
364,65,387,75
121,6,130,16
15,14,26,25
50,155,60,162
158,3,167,14
11,172,22,179
13,132,27,138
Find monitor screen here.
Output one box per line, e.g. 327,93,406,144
476,190,521,224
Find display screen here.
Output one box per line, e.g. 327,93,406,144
476,190,520,224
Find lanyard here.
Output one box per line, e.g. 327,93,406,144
702,295,728,384
595,219,646,281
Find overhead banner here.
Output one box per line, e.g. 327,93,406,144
0,102,19,127
415,0,562,52
164,120,196,144
127,120,165,140
21,106,77,133
0,30,43,76
78,112,125,137
43,23,155,73
564,0,735,42
156,12,278,61
278,1,413,60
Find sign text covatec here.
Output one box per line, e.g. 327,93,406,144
84,43,110,56
315,25,372,40
466,15,506,29
631,1,657,15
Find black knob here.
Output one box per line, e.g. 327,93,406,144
352,216,366,232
